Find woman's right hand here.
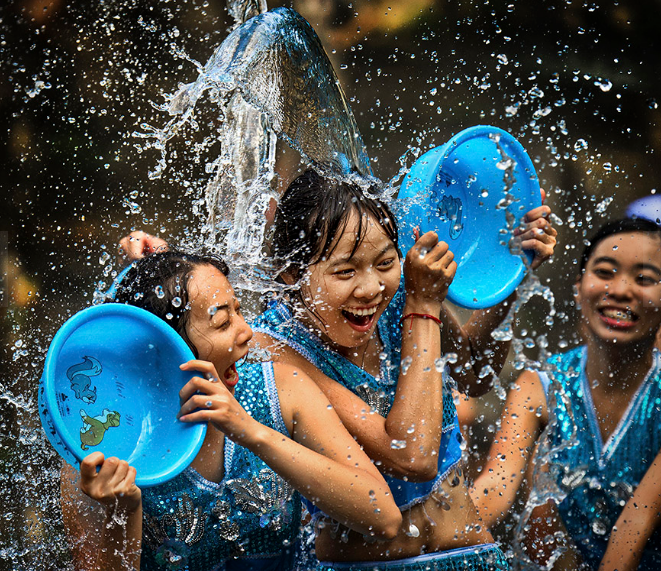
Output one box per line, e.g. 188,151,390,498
118,231,169,262
178,360,261,446
404,230,457,310
79,452,142,514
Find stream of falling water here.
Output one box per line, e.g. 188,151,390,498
135,6,374,295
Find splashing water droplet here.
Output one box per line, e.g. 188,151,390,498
573,139,588,152
594,78,612,92
390,439,407,450
155,285,165,299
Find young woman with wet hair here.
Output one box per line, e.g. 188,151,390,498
248,169,556,570
60,250,401,571
471,218,661,569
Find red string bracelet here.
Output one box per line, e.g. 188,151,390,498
400,312,443,333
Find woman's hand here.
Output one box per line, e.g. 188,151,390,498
178,360,259,445
404,230,457,311
118,231,169,262
514,190,557,270
79,452,142,514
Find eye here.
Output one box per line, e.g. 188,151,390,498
637,274,659,286
333,268,355,278
377,257,396,269
593,267,614,278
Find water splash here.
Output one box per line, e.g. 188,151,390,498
138,7,373,291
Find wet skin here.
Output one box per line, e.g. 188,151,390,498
315,471,491,561
256,213,494,561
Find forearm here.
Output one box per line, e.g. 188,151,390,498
96,505,143,571
65,503,142,571
442,294,515,397
61,464,142,571
471,465,522,529
241,424,400,537
383,301,444,477
599,498,660,571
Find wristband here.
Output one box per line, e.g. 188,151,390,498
400,312,443,333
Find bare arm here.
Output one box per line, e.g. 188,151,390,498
470,370,548,528
599,450,661,571
61,458,142,571
178,360,401,538
255,231,454,482
274,362,402,538
443,204,557,397
522,500,585,569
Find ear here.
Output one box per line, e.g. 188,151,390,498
572,279,582,310
280,271,296,286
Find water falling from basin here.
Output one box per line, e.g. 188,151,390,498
137,7,373,292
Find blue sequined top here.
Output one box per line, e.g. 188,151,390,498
140,362,302,571
252,280,462,511
540,346,661,570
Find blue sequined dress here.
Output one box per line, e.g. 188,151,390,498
252,281,463,512
539,346,661,569
140,362,302,571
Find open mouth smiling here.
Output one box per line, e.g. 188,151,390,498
341,304,379,330
598,307,639,328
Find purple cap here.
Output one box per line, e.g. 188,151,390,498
626,194,661,225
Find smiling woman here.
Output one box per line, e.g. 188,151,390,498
250,169,556,569
471,218,661,570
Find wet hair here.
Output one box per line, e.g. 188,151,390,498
111,251,229,357
272,169,399,279
579,218,661,275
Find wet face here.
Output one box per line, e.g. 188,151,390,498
300,211,401,353
576,232,661,346
185,264,253,389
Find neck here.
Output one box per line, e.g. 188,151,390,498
584,336,656,393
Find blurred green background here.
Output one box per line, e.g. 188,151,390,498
1,0,660,568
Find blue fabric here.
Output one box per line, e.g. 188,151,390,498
140,362,302,571
545,346,661,570
317,543,508,571
252,279,462,511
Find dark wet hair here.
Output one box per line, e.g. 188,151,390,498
272,169,399,279
111,251,229,357
579,218,661,275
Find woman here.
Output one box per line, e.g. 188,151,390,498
249,170,556,570
472,218,661,569
60,251,401,571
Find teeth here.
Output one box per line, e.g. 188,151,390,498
344,305,378,317
602,308,634,321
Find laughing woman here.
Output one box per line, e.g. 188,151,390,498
471,218,661,569
60,251,401,571
248,170,556,571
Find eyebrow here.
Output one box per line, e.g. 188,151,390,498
593,256,661,276
329,243,397,267
209,303,230,319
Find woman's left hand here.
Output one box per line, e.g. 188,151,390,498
514,190,557,270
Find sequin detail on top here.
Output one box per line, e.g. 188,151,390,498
252,278,462,510
545,346,661,570
141,362,301,571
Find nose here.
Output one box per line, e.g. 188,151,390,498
235,314,253,346
354,269,383,300
605,274,633,301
